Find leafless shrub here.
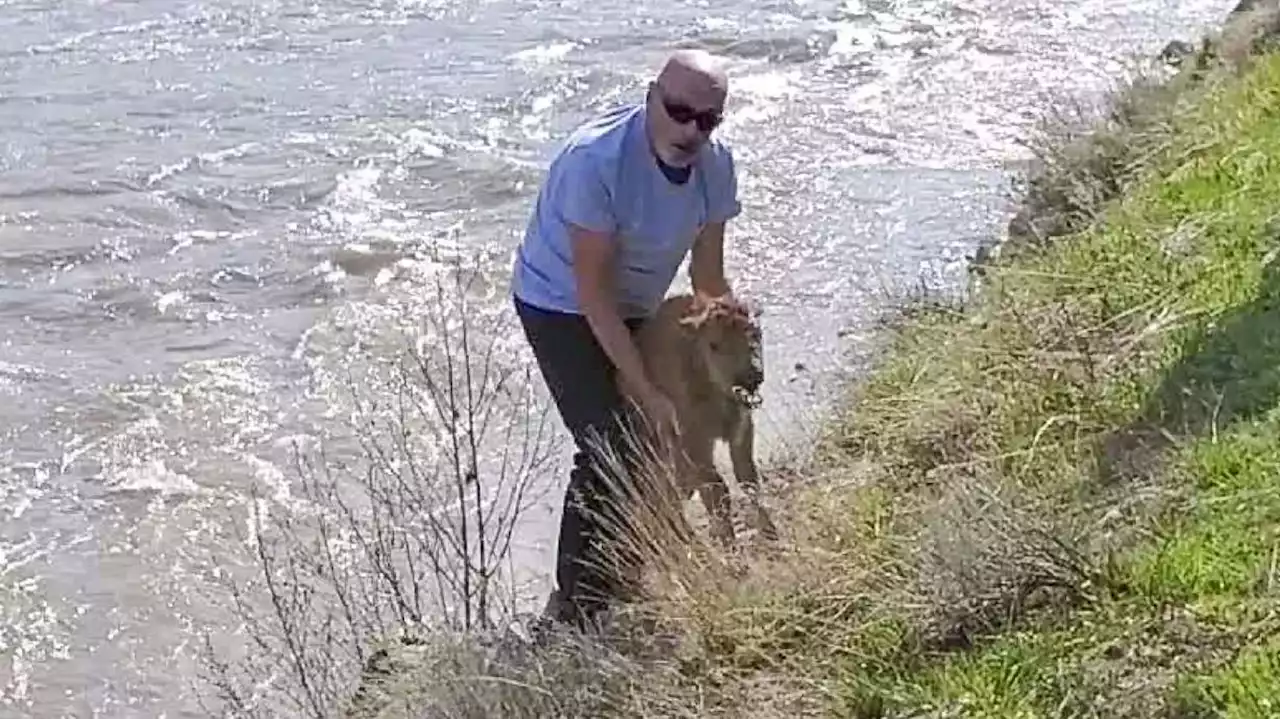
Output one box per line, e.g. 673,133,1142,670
913,470,1106,648
1006,78,1166,250
193,257,560,718
1203,2,1280,71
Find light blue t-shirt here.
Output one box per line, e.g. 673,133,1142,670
511,103,742,319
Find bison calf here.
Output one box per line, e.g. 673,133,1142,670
624,292,779,549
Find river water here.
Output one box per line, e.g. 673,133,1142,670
0,0,1233,716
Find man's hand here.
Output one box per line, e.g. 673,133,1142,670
639,388,681,446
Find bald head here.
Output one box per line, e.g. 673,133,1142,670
645,49,730,168
655,49,729,98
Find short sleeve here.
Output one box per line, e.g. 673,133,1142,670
706,145,742,225
553,148,617,235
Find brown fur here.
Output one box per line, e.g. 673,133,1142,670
623,292,779,548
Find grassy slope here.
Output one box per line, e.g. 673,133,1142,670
820,38,1280,719
627,18,1280,719
837,50,1280,715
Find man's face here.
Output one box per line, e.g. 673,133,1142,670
646,79,726,167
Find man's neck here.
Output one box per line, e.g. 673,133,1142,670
642,109,693,186
654,152,692,185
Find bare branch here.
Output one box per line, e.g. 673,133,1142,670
194,252,555,717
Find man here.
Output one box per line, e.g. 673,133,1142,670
509,49,742,630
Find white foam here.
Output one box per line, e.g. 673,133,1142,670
507,41,579,66
697,17,739,32
829,23,879,57
735,69,802,100
399,128,447,159
313,167,400,243
720,69,802,134
143,142,260,188
109,458,200,496
155,291,186,315
241,454,305,514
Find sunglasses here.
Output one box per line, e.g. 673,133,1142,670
652,85,723,133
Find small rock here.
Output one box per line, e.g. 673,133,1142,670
1159,39,1196,65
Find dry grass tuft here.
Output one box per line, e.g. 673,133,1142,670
912,470,1106,649
342,624,706,719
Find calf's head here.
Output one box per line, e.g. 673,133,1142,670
679,295,765,408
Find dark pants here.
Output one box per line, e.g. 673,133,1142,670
513,295,646,628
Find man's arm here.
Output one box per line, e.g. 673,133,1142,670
690,146,741,299
570,224,661,403
554,148,664,410
689,220,731,298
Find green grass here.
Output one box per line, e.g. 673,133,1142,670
1173,638,1280,718
1126,427,1280,606
800,43,1280,719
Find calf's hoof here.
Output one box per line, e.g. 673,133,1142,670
754,506,780,542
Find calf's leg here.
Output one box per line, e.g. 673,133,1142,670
683,435,736,549
728,411,779,541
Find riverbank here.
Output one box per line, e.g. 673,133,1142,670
321,4,1280,717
